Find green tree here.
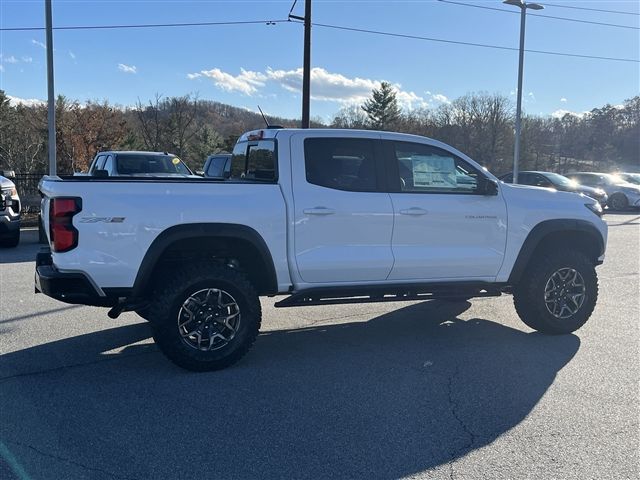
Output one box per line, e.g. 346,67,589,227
361,82,401,130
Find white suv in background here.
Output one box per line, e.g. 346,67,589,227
0,175,21,248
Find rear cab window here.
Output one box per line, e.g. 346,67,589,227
230,140,277,182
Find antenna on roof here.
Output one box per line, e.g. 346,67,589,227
257,105,270,127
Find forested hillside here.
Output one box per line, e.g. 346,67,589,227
0,89,637,175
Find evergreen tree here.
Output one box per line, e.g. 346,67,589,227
361,82,401,130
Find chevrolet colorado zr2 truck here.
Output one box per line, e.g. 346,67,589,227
36,128,607,371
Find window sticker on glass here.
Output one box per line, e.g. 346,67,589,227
411,155,457,188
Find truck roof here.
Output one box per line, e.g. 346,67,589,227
97,151,177,156
238,128,444,143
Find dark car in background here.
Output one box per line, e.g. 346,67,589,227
499,171,608,207
200,153,232,178
566,172,640,211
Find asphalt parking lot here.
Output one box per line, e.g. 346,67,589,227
1,214,638,480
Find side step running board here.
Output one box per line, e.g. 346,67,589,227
275,283,504,308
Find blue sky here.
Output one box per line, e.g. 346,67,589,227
1,0,638,122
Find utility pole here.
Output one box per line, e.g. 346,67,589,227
45,0,57,176
503,0,543,184
290,0,312,128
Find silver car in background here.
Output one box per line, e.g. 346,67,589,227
567,172,640,211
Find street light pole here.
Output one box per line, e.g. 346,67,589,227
289,0,312,128
503,0,543,184
301,0,311,128
45,0,56,176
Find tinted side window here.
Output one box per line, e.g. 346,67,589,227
392,141,480,194
91,155,106,173
205,156,231,178
230,140,277,182
304,138,377,192
103,155,114,175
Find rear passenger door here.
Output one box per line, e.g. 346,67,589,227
290,134,395,284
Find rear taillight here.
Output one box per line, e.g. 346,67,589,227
50,197,81,252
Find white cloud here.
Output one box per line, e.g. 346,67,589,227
31,39,46,49
187,68,266,95
69,51,76,60
117,63,137,74
560,97,567,103
7,95,45,107
21,56,33,63
427,92,450,105
3,55,18,64
188,65,435,110
551,109,589,119
0,65,4,72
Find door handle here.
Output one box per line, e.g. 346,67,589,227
399,207,428,216
303,207,336,215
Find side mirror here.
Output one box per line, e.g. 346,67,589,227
478,177,499,196
93,169,109,178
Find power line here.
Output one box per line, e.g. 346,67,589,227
288,0,298,17
304,21,639,63
437,0,640,30
0,19,289,32
540,2,640,17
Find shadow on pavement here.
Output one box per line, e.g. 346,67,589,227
0,232,40,264
0,300,580,479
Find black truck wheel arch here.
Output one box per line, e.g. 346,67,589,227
131,223,279,298
508,219,604,285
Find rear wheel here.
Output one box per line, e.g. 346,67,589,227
148,262,261,371
513,250,598,334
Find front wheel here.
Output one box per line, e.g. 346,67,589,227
609,193,629,211
148,263,261,371
513,250,598,334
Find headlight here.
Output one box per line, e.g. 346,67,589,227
585,203,603,217
1,187,17,196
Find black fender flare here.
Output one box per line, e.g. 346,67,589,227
131,223,278,297
508,219,604,284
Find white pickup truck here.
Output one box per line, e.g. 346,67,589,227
36,128,607,371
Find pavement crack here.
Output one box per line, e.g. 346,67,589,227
446,364,477,478
0,350,157,383
7,440,139,480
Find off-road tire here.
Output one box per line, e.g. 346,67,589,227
513,250,598,334
0,229,20,248
148,262,261,371
608,193,628,211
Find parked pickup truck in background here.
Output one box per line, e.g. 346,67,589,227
36,128,608,371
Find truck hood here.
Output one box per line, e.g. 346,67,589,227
500,182,601,210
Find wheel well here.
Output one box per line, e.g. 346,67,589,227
533,230,601,263
509,222,604,285
142,235,276,296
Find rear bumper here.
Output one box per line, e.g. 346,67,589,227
35,248,117,307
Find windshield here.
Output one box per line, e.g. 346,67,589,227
116,154,192,175
543,172,576,188
620,173,640,185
